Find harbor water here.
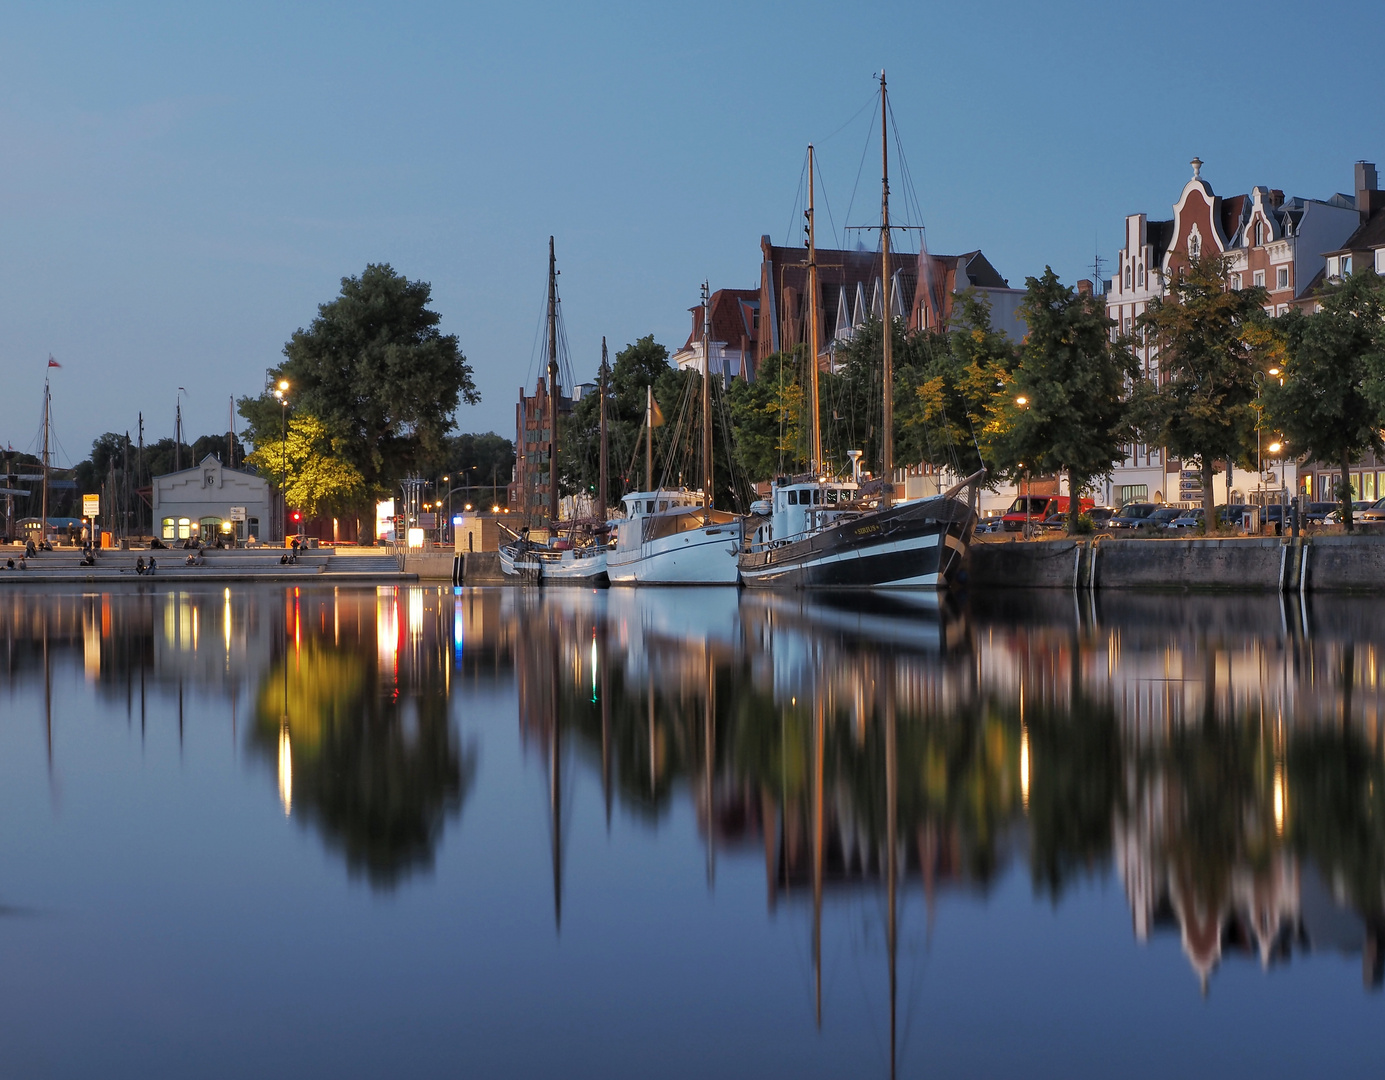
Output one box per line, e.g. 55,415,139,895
0,583,1382,1077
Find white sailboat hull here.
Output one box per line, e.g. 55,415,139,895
607,524,740,585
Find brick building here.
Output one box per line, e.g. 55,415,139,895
671,288,760,380
509,376,572,524
1103,158,1375,508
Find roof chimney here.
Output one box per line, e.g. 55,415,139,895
1356,161,1379,220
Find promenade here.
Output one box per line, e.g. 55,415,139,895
0,544,412,582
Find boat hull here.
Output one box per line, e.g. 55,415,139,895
500,541,607,585
607,525,740,585
738,495,974,590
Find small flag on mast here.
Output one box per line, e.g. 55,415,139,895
47,356,61,369
650,396,665,428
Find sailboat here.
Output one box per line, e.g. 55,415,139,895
500,240,609,585
606,282,741,586
738,80,981,591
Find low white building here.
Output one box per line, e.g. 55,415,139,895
152,455,272,544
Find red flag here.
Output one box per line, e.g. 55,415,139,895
47,356,61,368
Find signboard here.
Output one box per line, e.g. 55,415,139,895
1178,469,1203,499
229,505,247,522
419,513,437,530
83,494,100,518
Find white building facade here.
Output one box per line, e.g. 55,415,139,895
153,455,272,544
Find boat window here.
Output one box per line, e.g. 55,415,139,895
646,501,655,513
826,489,837,504
659,501,669,512
788,491,798,505
813,490,821,505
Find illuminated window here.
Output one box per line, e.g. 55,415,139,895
178,518,191,539
161,517,175,540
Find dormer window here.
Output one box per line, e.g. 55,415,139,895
1343,255,1353,275
1254,221,1264,246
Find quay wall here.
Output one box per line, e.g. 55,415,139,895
968,534,1385,592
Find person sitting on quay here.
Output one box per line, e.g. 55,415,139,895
135,556,146,575
4,558,13,570
80,549,96,567
149,536,166,549
17,555,27,570
146,557,156,575
25,538,37,557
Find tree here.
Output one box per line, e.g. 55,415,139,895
988,269,1140,533
239,263,477,498
1138,254,1270,524
246,414,366,520
422,432,515,508
1265,269,1385,530
914,290,1017,479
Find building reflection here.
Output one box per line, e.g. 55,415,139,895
519,587,1385,1011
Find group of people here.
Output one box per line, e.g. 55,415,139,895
134,555,157,575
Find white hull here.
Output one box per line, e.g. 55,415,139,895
607,524,740,585
500,541,607,584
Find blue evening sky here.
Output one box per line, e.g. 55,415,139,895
1,0,1380,458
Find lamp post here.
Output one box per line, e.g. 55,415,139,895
1015,394,1032,536
273,380,289,541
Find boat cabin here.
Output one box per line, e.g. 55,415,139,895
620,490,707,519
751,478,859,547
616,489,737,550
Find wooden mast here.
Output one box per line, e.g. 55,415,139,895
879,71,894,507
40,377,50,537
547,236,560,527
807,144,822,476
598,337,609,529
701,280,713,520
645,385,653,492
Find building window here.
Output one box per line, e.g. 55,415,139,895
1253,269,1265,288
161,517,175,540
1231,272,1242,290
248,517,260,540
1376,249,1385,275
1117,484,1148,506
1254,221,1263,246
1137,265,1145,287
178,518,191,540
1328,257,1340,278
1276,266,1289,290
1188,235,1201,258
1343,255,1353,275
1277,304,1288,316
1125,266,1132,289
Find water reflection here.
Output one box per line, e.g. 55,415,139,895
4,583,1385,1006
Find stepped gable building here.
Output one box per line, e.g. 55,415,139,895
756,236,1027,370
671,288,760,380
509,376,572,523
1102,158,1376,508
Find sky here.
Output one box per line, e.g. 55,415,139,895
1,0,1382,463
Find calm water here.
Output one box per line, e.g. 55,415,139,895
1,583,1383,1078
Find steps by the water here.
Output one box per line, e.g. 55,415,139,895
0,544,411,582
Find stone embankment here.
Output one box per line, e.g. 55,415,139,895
0,545,411,583
968,533,1385,592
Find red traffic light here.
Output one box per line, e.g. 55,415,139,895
291,511,301,521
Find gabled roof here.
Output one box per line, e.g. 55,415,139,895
1324,206,1385,256
680,288,760,350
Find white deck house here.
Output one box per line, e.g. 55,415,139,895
152,455,272,543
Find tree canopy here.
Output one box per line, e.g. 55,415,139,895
988,269,1138,532
1263,269,1385,530
246,414,366,519
1137,254,1271,521
238,263,476,500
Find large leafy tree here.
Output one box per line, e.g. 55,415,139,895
988,268,1139,533
246,414,366,520
239,263,476,498
1264,269,1385,530
1138,254,1270,522
914,290,1017,479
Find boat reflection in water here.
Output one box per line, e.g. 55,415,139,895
6,583,1385,1070
515,584,1385,1032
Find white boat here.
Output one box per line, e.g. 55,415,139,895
606,490,740,585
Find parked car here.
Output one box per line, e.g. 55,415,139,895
1167,508,1204,529
1000,495,1094,532
976,516,1004,534
1303,501,1341,524
1357,498,1385,522
1148,507,1183,529
1088,507,1116,526
1108,503,1162,530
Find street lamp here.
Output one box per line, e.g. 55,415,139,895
274,382,290,541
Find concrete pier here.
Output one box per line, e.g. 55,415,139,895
968,534,1385,593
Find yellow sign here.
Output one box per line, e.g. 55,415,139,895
83,494,100,518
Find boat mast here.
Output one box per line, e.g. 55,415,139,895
547,236,560,527
879,71,894,507
807,144,822,476
598,337,609,528
701,280,713,519
41,377,50,535
645,385,654,492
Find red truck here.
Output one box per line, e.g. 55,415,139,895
1001,494,1094,531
